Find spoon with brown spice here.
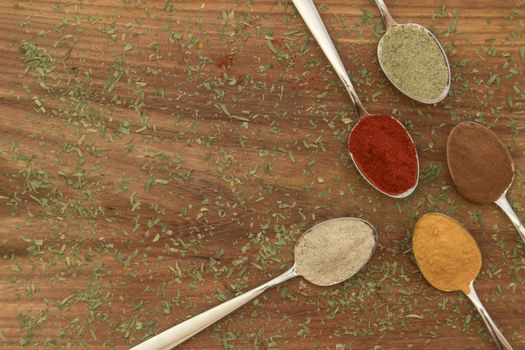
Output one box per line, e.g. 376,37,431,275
130,218,377,350
413,213,514,350
447,122,525,245
291,0,419,198
374,0,451,104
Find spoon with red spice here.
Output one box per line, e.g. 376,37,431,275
292,0,419,197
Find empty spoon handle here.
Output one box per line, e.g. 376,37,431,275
466,283,514,350
373,0,397,29
495,195,525,245
130,266,298,350
291,0,368,117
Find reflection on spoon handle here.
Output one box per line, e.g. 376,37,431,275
130,267,298,350
466,283,514,350
291,0,368,117
373,0,397,29
495,195,525,245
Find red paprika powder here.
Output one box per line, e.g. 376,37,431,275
348,115,418,196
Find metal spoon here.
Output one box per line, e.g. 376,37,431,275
467,281,514,350
447,122,525,245
292,0,419,198
130,218,378,350
496,194,525,245
374,0,451,104
413,213,514,350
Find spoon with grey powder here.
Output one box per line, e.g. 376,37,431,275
374,0,451,104
130,218,378,350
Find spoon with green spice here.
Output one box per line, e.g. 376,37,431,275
374,0,451,104
130,218,378,350
292,0,420,198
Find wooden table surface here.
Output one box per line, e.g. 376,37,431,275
1,0,525,349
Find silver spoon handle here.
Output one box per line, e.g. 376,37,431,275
373,0,397,29
291,0,368,117
130,267,298,350
495,195,525,245
466,283,514,350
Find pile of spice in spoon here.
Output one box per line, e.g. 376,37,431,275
295,218,377,286
447,122,525,244
374,0,451,104
378,24,450,103
349,115,418,196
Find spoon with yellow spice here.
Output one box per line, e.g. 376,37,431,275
413,213,513,350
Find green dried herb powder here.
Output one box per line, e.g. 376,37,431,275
378,24,449,103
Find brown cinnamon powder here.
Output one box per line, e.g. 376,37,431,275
447,122,514,203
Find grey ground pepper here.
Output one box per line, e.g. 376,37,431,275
378,23,449,102
294,219,376,287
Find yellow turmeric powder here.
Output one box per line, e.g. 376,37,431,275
412,213,481,294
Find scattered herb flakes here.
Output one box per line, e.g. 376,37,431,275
0,0,524,349
420,163,443,184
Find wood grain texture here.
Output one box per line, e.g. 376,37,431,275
0,0,524,349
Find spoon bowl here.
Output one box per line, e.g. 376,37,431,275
131,218,378,350
377,23,451,104
295,217,378,286
348,114,419,198
374,0,451,104
413,213,481,294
